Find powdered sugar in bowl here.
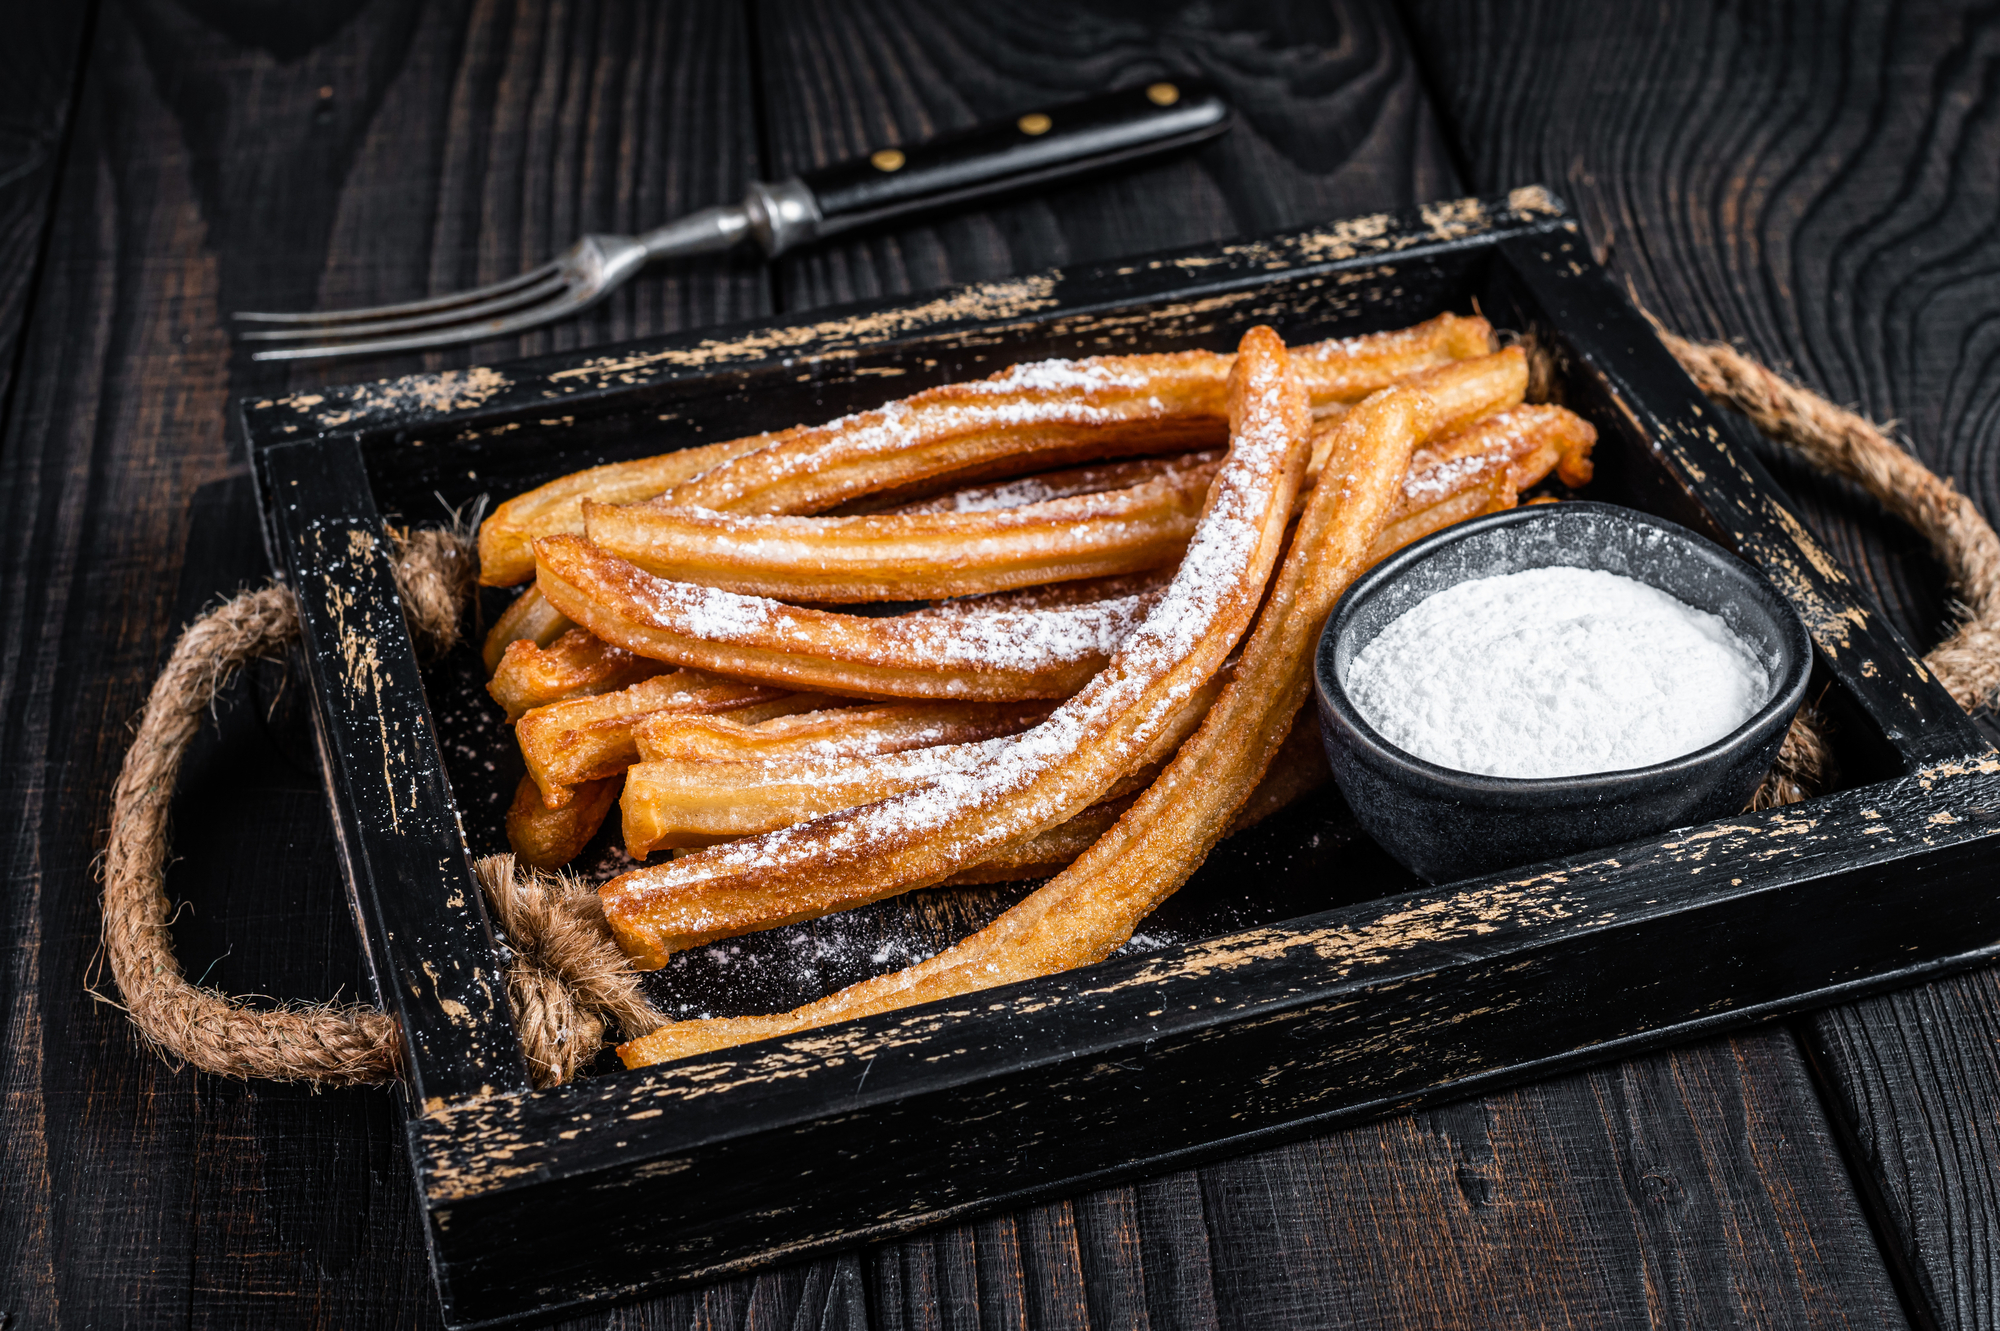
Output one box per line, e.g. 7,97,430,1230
1314,501,1813,883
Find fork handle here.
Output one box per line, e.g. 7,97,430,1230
777,80,1229,250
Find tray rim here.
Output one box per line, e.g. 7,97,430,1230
245,188,2000,1328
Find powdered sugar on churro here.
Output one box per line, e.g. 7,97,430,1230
1401,453,1499,506
668,353,1226,510
613,573,1159,673
613,337,1303,900
895,451,1223,516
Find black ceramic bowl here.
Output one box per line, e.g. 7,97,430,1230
1314,501,1814,883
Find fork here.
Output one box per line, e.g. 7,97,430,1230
236,81,1228,362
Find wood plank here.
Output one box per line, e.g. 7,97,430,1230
753,0,1460,311
0,2,840,1326
0,7,110,1317
1403,2,2000,1324
860,1033,1908,1329
0,4,91,420
749,3,1913,1327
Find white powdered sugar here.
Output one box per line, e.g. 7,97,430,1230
895,451,1222,516
975,356,1162,395
722,357,1185,490
1401,452,1501,506
747,736,1012,782
1344,566,1770,779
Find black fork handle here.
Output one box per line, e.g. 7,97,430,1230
778,80,1230,247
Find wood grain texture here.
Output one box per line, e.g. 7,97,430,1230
1404,3,2000,1324
0,5,93,418
860,1035,1908,1329
0,2,803,1326
754,0,1459,311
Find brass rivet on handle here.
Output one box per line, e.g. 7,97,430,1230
1017,112,1052,136
1146,82,1180,106
870,148,906,172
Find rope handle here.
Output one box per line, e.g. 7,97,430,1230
95,528,660,1088
95,335,2000,1088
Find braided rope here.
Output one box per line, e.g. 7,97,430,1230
97,528,658,1088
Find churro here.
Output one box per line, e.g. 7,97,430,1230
622,739,1016,856
621,672,1223,869
506,775,619,871
482,586,575,674
479,435,776,586
633,700,1055,764
487,628,670,722
581,462,1215,604
515,672,797,808
534,534,1163,701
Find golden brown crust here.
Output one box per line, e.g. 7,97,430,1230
534,533,1161,701
580,462,1215,604
633,699,1055,764
515,672,793,808
486,628,670,722
481,586,576,675
1417,401,1598,493
663,355,1232,517
506,774,618,870
621,742,1012,856
478,435,775,586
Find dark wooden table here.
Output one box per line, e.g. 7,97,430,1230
4,2,1997,1326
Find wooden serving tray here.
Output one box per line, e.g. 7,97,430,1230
244,189,2000,1330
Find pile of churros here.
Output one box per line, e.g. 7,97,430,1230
474,313,1596,1068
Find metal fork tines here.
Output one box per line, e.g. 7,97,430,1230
231,185,816,361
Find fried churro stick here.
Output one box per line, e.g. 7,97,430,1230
882,452,1221,516
623,740,1015,855
516,672,801,808
1368,457,1516,564
1418,402,1597,491
506,775,619,870
478,436,777,586
482,586,575,674
616,383,1430,1064
621,668,1224,864
535,534,1162,701
1363,402,1599,560
582,462,1216,604
666,317,1479,518
487,628,671,722
661,356,1229,518
476,317,1490,585
1306,347,1528,484
634,700,1055,764
600,324,1315,970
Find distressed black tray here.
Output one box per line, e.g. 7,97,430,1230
245,189,2000,1329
